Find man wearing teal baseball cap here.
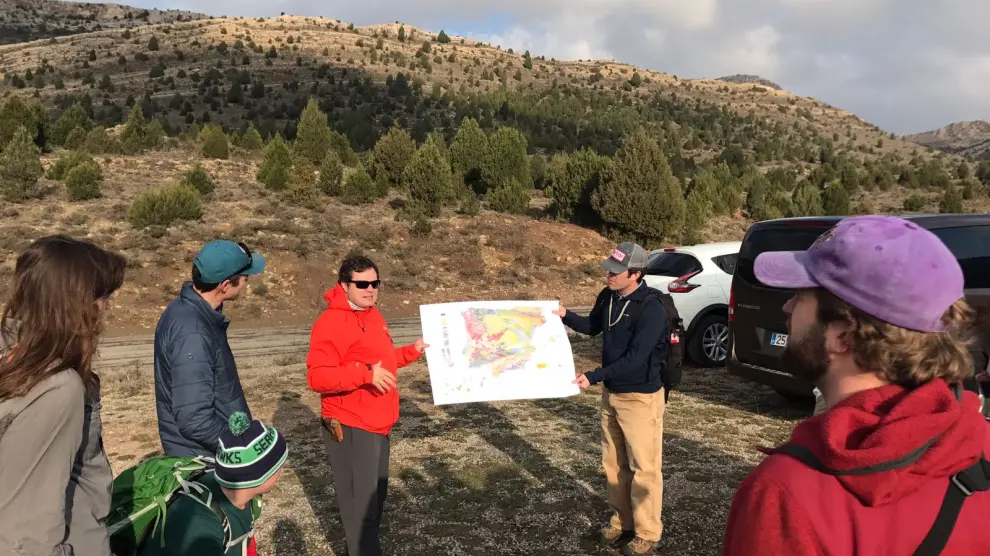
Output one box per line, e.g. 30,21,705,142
152,240,267,458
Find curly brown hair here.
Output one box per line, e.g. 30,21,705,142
815,289,977,388
0,235,127,401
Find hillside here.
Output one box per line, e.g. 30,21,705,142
717,74,782,91
905,120,990,161
1,5,989,335
0,0,207,45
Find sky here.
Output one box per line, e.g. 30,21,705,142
100,0,989,135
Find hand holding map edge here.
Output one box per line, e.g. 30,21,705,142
573,373,590,389
414,337,429,353
553,302,566,318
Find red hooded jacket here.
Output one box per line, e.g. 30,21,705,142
305,285,422,435
722,379,990,556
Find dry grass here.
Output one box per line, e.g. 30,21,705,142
99,335,809,555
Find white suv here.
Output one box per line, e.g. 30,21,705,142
644,241,740,367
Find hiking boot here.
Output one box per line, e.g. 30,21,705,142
621,536,658,555
591,525,635,548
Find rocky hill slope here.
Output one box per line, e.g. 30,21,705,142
905,120,990,161
0,0,207,45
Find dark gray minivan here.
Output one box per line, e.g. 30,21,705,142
726,214,990,405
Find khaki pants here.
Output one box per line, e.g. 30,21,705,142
601,387,665,542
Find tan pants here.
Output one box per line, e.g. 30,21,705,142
601,387,665,542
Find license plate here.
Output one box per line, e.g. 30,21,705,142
769,333,788,347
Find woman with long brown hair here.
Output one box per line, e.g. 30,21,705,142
0,235,127,556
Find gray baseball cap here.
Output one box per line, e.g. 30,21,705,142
601,242,649,274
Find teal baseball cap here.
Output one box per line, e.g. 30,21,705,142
193,240,266,284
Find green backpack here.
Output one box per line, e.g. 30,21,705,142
106,455,218,555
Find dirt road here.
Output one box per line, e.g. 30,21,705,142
94,306,593,370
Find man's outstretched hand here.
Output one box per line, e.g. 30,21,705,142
553,303,566,318
573,373,590,389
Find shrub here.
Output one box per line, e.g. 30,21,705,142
199,124,229,159
127,182,203,229
939,186,964,214
903,194,926,212
0,126,44,202
46,150,95,180
182,164,215,195
341,163,376,205
64,160,103,201
457,186,481,216
487,178,530,215
83,127,122,154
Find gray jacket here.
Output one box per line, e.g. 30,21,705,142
153,281,251,457
0,328,112,556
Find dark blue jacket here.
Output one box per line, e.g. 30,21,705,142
563,281,668,394
153,282,251,457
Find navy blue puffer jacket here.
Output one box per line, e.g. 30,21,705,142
153,282,251,457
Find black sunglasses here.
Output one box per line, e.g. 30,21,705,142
350,280,381,290
226,242,254,280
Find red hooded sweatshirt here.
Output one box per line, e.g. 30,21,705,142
305,285,422,435
722,379,990,556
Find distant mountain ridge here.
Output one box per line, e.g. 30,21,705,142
0,0,207,44
905,120,990,161
717,74,782,91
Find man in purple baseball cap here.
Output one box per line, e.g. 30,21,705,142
721,215,990,556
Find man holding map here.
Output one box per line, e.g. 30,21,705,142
555,241,669,556
305,254,427,556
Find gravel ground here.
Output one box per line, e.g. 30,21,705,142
100,336,812,556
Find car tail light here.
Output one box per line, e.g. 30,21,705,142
728,286,735,322
668,270,701,293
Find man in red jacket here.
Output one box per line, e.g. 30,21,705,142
306,254,427,556
722,215,990,556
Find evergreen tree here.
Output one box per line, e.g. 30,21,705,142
481,126,531,193
341,163,377,205
256,133,292,191
437,30,451,44
318,150,344,196
370,125,416,190
50,102,93,147
239,125,264,150
591,128,686,243
791,180,824,217
822,182,851,216
198,124,229,159
0,95,48,150
939,186,964,214
0,126,44,201
404,141,452,217
64,159,103,201
449,117,487,190
547,148,610,223
681,190,710,245
294,98,332,166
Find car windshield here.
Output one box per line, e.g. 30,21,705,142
646,252,702,277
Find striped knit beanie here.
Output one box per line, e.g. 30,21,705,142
215,412,288,489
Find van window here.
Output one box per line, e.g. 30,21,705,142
736,226,833,285
713,254,738,275
932,226,990,289
646,252,702,277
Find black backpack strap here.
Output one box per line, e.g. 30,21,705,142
912,456,990,556
629,293,657,329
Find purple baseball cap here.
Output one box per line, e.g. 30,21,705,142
753,215,964,332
